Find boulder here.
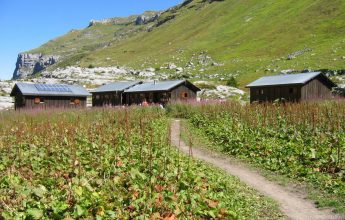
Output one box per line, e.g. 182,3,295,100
176,67,183,72
168,63,177,69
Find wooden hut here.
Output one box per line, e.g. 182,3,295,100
10,83,91,110
91,81,142,107
124,80,200,105
246,72,337,103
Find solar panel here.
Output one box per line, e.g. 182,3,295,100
35,84,72,93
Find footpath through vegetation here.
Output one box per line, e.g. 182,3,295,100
0,108,281,219
171,119,344,220
167,101,345,216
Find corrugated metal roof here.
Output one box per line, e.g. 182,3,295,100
11,83,91,97
91,81,142,93
124,80,187,93
246,72,322,87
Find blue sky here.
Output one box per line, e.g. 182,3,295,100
0,0,182,80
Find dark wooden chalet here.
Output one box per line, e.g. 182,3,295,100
10,83,91,110
246,72,337,103
91,81,142,107
124,80,201,105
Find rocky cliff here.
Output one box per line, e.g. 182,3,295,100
12,53,59,79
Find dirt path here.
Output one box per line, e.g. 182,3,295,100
171,120,344,220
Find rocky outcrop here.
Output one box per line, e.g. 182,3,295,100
12,53,59,79
135,13,161,25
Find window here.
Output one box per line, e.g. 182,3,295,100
34,97,44,104
289,88,294,94
70,98,81,105
260,89,264,95
181,92,188,98
95,95,100,100
34,97,40,104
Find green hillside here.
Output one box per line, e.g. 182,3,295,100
27,0,345,87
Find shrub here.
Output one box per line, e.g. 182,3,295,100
226,76,238,88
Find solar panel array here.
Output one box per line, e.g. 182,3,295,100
34,84,72,93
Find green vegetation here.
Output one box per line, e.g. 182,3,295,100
167,101,345,213
27,0,345,87
0,108,281,219
226,77,239,88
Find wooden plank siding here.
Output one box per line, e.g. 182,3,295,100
301,76,332,101
250,76,334,103
92,92,122,107
125,85,198,105
250,86,301,103
170,85,197,101
15,96,87,110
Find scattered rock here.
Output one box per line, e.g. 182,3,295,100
168,63,177,69
198,85,245,100
146,67,155,72
287,48,312,60
186,61,194,67
280,69,295,74
176,67,183,73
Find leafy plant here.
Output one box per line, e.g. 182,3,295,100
0,107,281,219
170,101,345,212
226,77,238,88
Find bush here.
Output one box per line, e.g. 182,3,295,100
226,77,238,88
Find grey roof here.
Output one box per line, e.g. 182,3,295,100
11,83,91,97
246,72,324,87
91,81,142,93
124,80,200,93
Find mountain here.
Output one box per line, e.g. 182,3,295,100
12,0,345,87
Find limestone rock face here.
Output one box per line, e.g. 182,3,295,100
135,13,160,25
12,53,59,79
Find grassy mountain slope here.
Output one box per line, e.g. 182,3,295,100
27,0,345,87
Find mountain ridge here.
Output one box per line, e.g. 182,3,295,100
12,0,345,87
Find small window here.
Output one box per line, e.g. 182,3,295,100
260,89,264,95
70,98,81,105
34,97,40,104
181,92,188,98
34,97,44,104
289,88,294,94
95,95,100,100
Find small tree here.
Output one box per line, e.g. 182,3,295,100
226,76,238,88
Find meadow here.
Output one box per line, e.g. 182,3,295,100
0,107,281,219
167,101,345,213
28,0,345,87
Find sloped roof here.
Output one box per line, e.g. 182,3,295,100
10,83,91,97
246,72,337,88
124,80,200,93
91,81,142,93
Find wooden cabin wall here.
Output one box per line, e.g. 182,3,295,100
17,96,87,110
250,86,301,103
125,85,197,105
92,92,122,107
125,92,171,105
301,77,332,101
14,95,25,110
170,85,197,102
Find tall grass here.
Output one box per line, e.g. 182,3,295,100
168,101,345,211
